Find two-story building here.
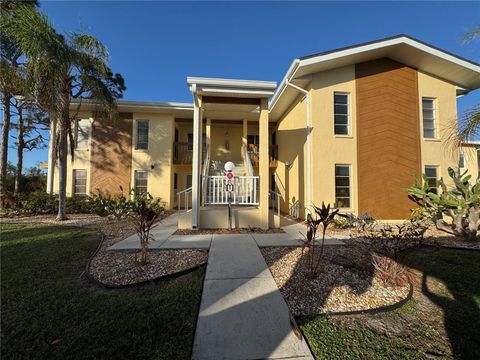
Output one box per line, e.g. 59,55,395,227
47,35,480,229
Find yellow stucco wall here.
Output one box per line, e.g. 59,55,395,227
311,65,358,214
276,65,358,218
53,111,92,197
462,145,479,179
417,71,459,187
131,113,174,208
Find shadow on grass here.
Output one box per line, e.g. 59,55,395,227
399,246,480,360
0,223,204,360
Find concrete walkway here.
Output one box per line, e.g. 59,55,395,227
109,214,346,250
192,234,314,360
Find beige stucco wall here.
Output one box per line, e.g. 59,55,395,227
210,124,243,163
131,113,174,208
417,71,459,187
53,111,93,197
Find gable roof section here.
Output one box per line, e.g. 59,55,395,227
269,35,480,121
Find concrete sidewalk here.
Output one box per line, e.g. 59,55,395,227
192,234,313,359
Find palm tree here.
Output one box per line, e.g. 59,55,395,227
453,27,480,146
2,5,125,219
0,0,38,197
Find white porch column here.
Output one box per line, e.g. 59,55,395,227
191,95,203,229
46,118,57,194
206,118,211,158
259,98,270,229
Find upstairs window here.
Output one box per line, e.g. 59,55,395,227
136,120,149,150
424,166,438,194
334,93,349,135
75,119,91,149
73,169,87,195
134,170,148,194
335,164,351,208
422,98,436,139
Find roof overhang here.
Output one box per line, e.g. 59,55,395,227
187,77,276,99
269,35,480,121
70,99,194,117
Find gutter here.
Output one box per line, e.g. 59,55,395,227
285,80,312,214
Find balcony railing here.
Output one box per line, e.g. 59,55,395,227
173,142,206,164
247,144,278,167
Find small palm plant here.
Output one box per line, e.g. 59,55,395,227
300,202,340,278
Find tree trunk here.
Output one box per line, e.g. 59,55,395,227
56,89,70,221
15,108,24,193
0,94,12,198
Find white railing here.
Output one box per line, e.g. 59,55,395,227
205,175,259,205
177,187,192,213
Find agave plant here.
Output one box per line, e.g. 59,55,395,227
406,167,479,241
300,202,340,278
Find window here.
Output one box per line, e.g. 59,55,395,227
334,93,349,135
136,120,149,150
173,173,178,192
335,165,351,208
186,174,192,189
459,152,465,169
73,169,87,195
75,119,91,149
424,166,438,194
134,170,148,194
422,98,436,139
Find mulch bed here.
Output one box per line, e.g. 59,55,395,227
174,227,285,235
261,246,409,316
2,212,209,286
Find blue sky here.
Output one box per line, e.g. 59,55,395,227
6,1,480,168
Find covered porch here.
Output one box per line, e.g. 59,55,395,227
178,77,277,229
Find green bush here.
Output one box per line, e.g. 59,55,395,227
2,192,97,216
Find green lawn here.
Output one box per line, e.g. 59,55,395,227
1,223,205,360
299,247,480,360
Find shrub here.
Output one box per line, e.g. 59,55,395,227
300,202,341,278
406,167,479,241
95,190,164,265
371,254,414,287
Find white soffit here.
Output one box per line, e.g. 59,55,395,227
187,77,277,98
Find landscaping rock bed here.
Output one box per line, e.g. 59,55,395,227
261,247,409,316
88,248,208,286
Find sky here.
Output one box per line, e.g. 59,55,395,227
5,0,480,168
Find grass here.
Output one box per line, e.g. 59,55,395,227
1,223,205,360
299,246,480,360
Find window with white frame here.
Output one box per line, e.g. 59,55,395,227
334,93,349,135
136,120,149,150
335,164,351,208
75,119,91,149
134,170,148,193
424,166,438,194
422,98,436,139
459,152,465,169
73,169,87,195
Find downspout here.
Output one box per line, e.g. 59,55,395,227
285,80,312,214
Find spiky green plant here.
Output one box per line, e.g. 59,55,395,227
406,167,479,241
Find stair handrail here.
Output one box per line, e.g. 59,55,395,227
201,144,210,206
243,144,254,177
176,187,192,213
